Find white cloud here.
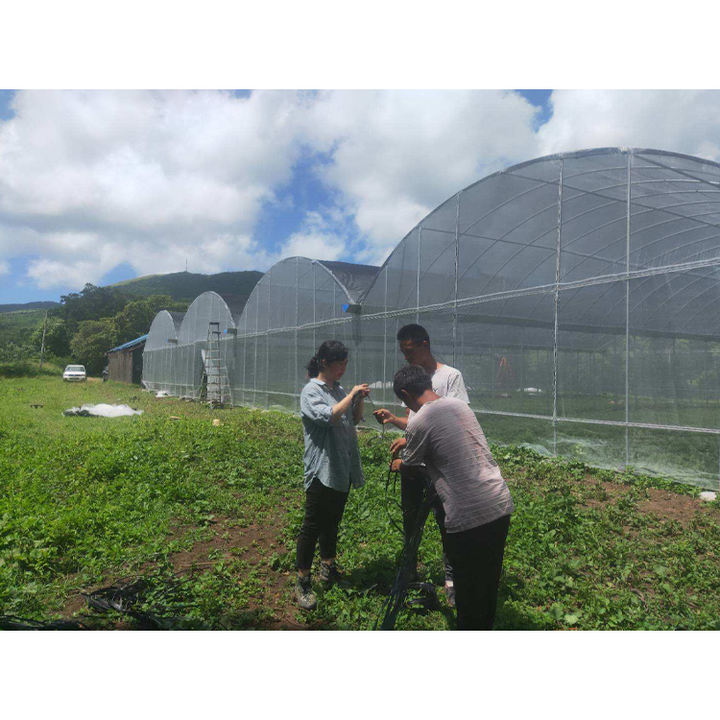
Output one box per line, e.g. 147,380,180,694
0,90,309,289
7,89,720,296
0,260,9,276
279,211,346,262
2,90,546,288
538,90,720,160
301,90,541,263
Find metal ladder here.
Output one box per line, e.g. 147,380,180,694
205,322,232,406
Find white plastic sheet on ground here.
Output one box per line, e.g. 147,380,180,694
63,404,143,417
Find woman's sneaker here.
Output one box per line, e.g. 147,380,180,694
318,561,345,587
294,575,317,611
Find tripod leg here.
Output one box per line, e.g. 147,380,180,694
378,482,437,630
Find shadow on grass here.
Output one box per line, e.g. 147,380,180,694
341,556,456,630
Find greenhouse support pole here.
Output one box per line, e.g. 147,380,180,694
625,151,632,468
552,160,564,457
241,316,247,406
416,226,421,324
452,191,461,368
38,310,48,370
313,261,317,352
383,267,388,407
253,284,259,406
265,333,270,409
295,257,299,412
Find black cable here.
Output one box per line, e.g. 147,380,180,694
0,615,88,630
384,463,404,537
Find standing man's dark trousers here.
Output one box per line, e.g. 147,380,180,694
444,514,510,630
400,465,453,581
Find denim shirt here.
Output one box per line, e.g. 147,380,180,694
299,378,365,493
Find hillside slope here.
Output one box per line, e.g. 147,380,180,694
0,309,45,346
111,270,263,305
0,301,60,314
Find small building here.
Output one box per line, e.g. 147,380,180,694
107,334,148,384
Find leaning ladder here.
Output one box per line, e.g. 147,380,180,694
205,321,232,405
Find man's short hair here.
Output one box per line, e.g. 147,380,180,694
396,323,430,345
393,365,432,400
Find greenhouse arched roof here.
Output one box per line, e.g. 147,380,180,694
359,147,720,342
178,291,236,344
146,309,182,351
236,256,379,335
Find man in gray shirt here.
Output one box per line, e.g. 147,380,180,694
390,364,514,630
373,323,469,605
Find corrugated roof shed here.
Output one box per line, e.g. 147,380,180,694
107,334,148,354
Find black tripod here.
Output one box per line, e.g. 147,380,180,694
376,473,440,630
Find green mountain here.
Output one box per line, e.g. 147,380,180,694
0,301,60,314
110,270,263,309
2,270,264,315
0,271,264,363
0,308,46,344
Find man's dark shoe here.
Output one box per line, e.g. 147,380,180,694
294,575,317,611
318,561,345,587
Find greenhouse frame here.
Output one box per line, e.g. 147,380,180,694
143,147,720,489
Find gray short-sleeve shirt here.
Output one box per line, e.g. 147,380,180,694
403,397,514,533
300,378,365,492
406,364,469,420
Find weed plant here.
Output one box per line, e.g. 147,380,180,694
1,376,718,630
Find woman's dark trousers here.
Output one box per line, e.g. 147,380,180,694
296,477,349,571
444,514,511,630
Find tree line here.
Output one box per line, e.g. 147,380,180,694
30,284,186,375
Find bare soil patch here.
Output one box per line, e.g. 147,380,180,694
637,487,719,528
62,509,307,629
579,477,631,510
168,512,306,630
569,473,718,526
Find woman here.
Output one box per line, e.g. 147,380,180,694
295,340,370,611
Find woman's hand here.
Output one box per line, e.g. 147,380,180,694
351,383,370,398
332,384,369,424
390,458,403,473
390,436,407,457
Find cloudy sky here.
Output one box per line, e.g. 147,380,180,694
2,88,720,304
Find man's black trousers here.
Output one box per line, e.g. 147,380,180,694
296,477,349,571
400,465,453,582
444,514,510,630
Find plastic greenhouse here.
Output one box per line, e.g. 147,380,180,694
143,148,720,489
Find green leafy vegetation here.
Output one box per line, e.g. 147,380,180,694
1,376,719,630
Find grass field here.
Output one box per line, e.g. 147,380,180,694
1,374,719,630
